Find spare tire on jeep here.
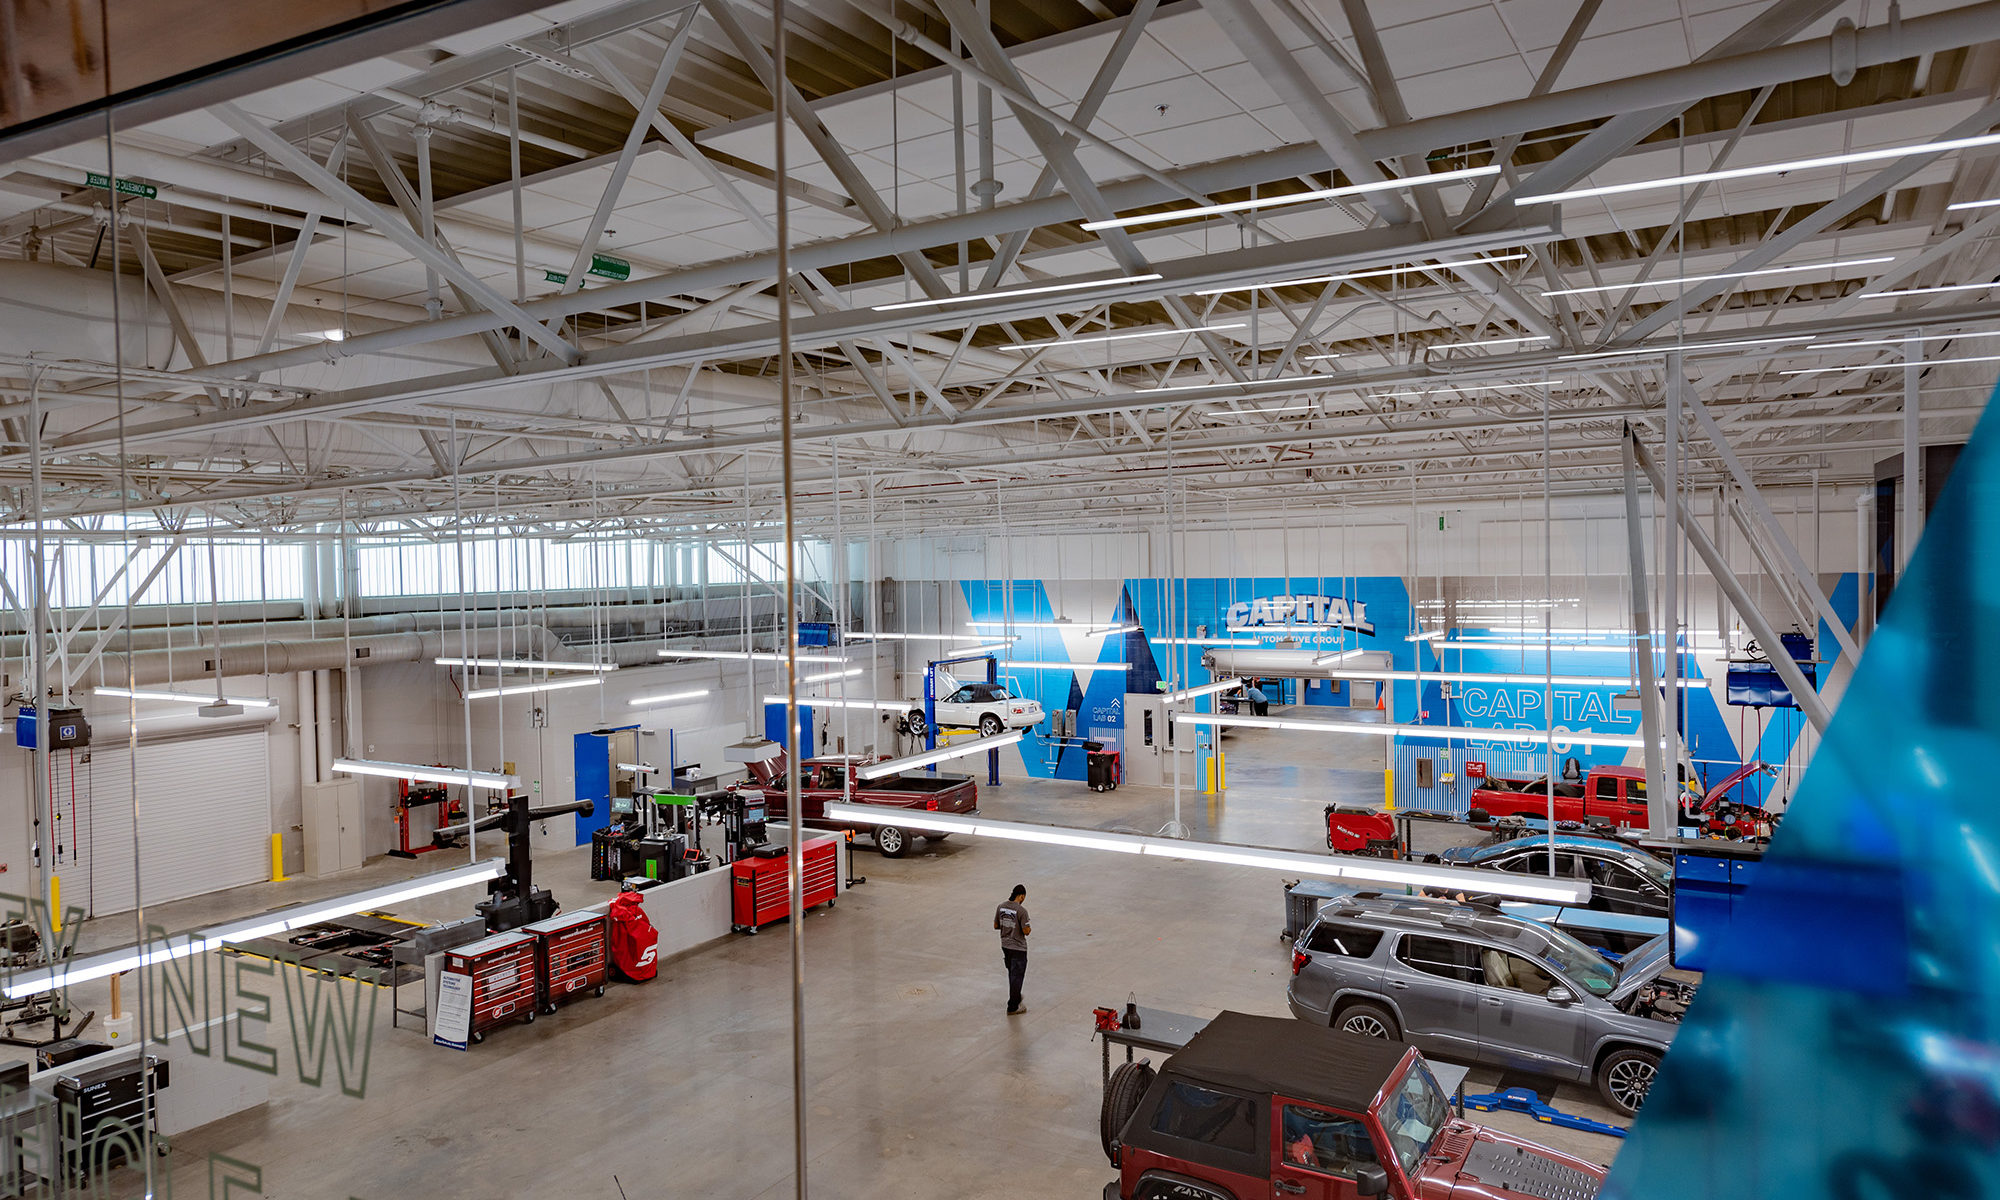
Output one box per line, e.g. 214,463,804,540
1100,1060,1155,1163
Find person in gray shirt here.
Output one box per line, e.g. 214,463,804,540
994,884,1031,1015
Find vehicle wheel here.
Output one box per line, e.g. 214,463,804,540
471,1031,485,1045
594,985,606,997
979,714,1003,737
906,710,928,738
1335,1001,1401,1041
875,825,910,857
1598,1047,1661,1116
1100,1061,1155,1163
524,1009,536,1024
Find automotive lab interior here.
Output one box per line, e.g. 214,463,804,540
0,0,1994,1197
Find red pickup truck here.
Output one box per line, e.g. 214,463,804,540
1469,764,1649,829
738,751,978,858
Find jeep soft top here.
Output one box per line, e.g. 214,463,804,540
1160,1010,1410,1113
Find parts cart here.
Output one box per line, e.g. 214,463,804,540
731,837,839,933
443,930,540,1044
524,910,609,1013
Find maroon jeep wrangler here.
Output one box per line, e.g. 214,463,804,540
1102,1011,1605,1200
736,749,978,858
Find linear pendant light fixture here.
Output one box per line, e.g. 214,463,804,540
1159,678,1243,703
463,676,603,701
1080,164,1500,232
1172,710,1647,750
4,858,506,998
997,660,1131,671
1193,254,1527,298
628,687,712,708
871,273,1161,312
433,657,617,672
93,687,276,709
1783,352,2000,376
820,805,1590,905
1808,328,2000,350
854,730,1026,779
661,649,848,663
1011,322,1247,351
1512,131,2000,205
1322,668,1703,688
763,695,910,712
333,758,518,791
1541,256,1894,298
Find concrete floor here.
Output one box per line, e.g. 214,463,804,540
64,712,1633,1197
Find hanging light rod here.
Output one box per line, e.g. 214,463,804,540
93,687,276,709
1441,334,1553,350
871,273,1161,312
764,695,909,712
1011,322,1247,351
996,661,1132,671
1848,281,2000,299
1541,256,1894,298
1193,254,1527,298
1322,668,1704,688
2,858,507,998
1138,373,1329,394
433,657,617,672
1512,132,2000,205
850,631,1014,643
966,620,1133,633
819,805,1590,904
1172,710,1646,749
1160,678,1243,704
1081,165,1500,231
1373,379,1565,398
1315,648,1369,665
463,676,603,701
1556,334,1816,360
660,650,848,663
1152,637,1267,646
800,667,864,684
854,730,1026,780
1782,351,2000,376
1808,328,2000,350
332,758,517,791
628,687,712,708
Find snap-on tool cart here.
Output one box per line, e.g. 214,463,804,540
50,1053,170,1190
523,910,608,1013
731,837,839,933
443,931,540,1043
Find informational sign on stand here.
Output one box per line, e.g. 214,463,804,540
433,972,473,1051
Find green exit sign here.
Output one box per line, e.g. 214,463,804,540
543,254,631,287
82,172,157,199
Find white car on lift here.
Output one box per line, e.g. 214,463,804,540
905,681,1045,738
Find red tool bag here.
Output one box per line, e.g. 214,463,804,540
607,891,660,982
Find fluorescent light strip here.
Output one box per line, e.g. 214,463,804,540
967,620,1118,631
463,675,602,700
616,763,658,773
1444,334,1553,349
1080,165,1500,231
1012,322,1246,351
1152,637,1268,646
1374,379,1562,399
1782,352,2000,376
334,758,519,791
1541,256,1893,298
1947,197,2000,210
1324,668,1703,688
1407,631,1445,642
820,804,1589,904
5,859,507,998
1173,710,1645,749
661,650,848,663
1194,254,1527,298
1808,328,2000,350
1086,624,1139,636
849,632,1014,643
1514,132,2000,205
1436,641,1642,652
628,687,712,707
1160,678,1244,703
871,273,1161,312
855,730,1026,779
93,687,276,709
1850,281,2000,299
1557,335,1816,361
1314,648,1368,664
949,643,1018,657
800,667,864,684
997,661,1131,671
433,657,616,672
763,695,909,712
1137,373,1328,395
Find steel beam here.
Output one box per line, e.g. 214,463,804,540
212,102,579,364
1630,430,1832,732
1621,429,1675,835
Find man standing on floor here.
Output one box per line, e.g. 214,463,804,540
995,884,1031,1015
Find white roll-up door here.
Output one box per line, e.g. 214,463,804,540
51,729,271,919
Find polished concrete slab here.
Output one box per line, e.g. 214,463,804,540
53,722,1638,1197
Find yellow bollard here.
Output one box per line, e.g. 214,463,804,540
48,875,60,932
271,832,287,882
1384,767,1396,811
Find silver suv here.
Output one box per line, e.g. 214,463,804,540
1285,894,1697,1116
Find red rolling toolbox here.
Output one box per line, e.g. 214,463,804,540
443,930,539,1044
731,837,839,933
524,909,608,1013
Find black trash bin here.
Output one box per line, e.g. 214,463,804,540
1086,748,1120,792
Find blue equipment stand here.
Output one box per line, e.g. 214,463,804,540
925,651,1003,786
1456,1088,1627,1138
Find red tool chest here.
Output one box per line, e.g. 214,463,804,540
444,930,539,1043
731,837,839,933
524,909,608,1013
